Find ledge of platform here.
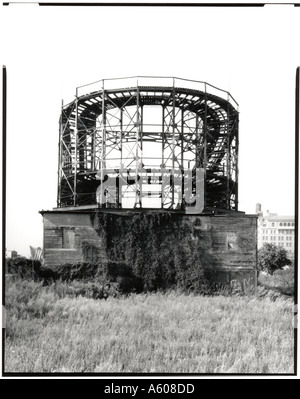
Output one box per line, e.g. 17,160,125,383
39,205,257,218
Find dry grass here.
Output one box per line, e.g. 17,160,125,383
258,268,294,296
4,278,295,374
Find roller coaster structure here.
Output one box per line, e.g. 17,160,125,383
57,76,239,213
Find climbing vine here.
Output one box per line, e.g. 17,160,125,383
93,211,216,292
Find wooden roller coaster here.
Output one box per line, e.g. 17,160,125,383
57,76,239,213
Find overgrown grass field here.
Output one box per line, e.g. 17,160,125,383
5,278,294,374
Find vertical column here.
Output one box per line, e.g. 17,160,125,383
140,104,144,201
195,113,198,168
120,107,123,170
235,110,239,211
171,83,176,207
57,100,63,207
195,113,201,168
161,105,165,209
226,100,231,209
203,84,208,210
180,107,184,210
100,80,106,206
135,84,141,207
119,107,123,207
91,125,95,171
181,108,184,168
74,89,78,206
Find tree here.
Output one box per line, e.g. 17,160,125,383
258,243,291,275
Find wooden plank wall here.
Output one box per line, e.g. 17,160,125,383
43,212,106,267
42,211,257,286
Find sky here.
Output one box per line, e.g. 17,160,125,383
0,2,299,257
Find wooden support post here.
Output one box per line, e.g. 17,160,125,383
161,105,165,209
171,83,176,207
135,84,141,207
100,80,106,207
57,99,63,207
74,89,78,206
235,114,239,211
204,84,208,210
226,101,230,209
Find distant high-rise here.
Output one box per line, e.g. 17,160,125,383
5,249,18,259
256,205,295,258
256,203,263,217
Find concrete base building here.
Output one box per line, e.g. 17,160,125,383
41,207,257,286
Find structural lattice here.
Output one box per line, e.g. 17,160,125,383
57,77,239,212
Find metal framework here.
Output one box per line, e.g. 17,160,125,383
57,76,239,212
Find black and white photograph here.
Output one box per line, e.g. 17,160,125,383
1,1,298,379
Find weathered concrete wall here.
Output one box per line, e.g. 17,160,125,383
42,212,106,267
41,210,257,286
180,214,257,286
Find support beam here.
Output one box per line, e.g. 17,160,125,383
74,89,78,206
99,81,106,207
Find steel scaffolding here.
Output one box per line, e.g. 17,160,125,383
57,76,239,212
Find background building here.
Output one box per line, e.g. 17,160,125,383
256,203,295,258
5,250,19,259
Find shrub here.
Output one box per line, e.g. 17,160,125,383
51,280,121,300
258,267,294,296
53,262,101,281
5,257,41,280
41,261,144,295
258,243,291,275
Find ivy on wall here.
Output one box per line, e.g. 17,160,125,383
92,211,217,291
